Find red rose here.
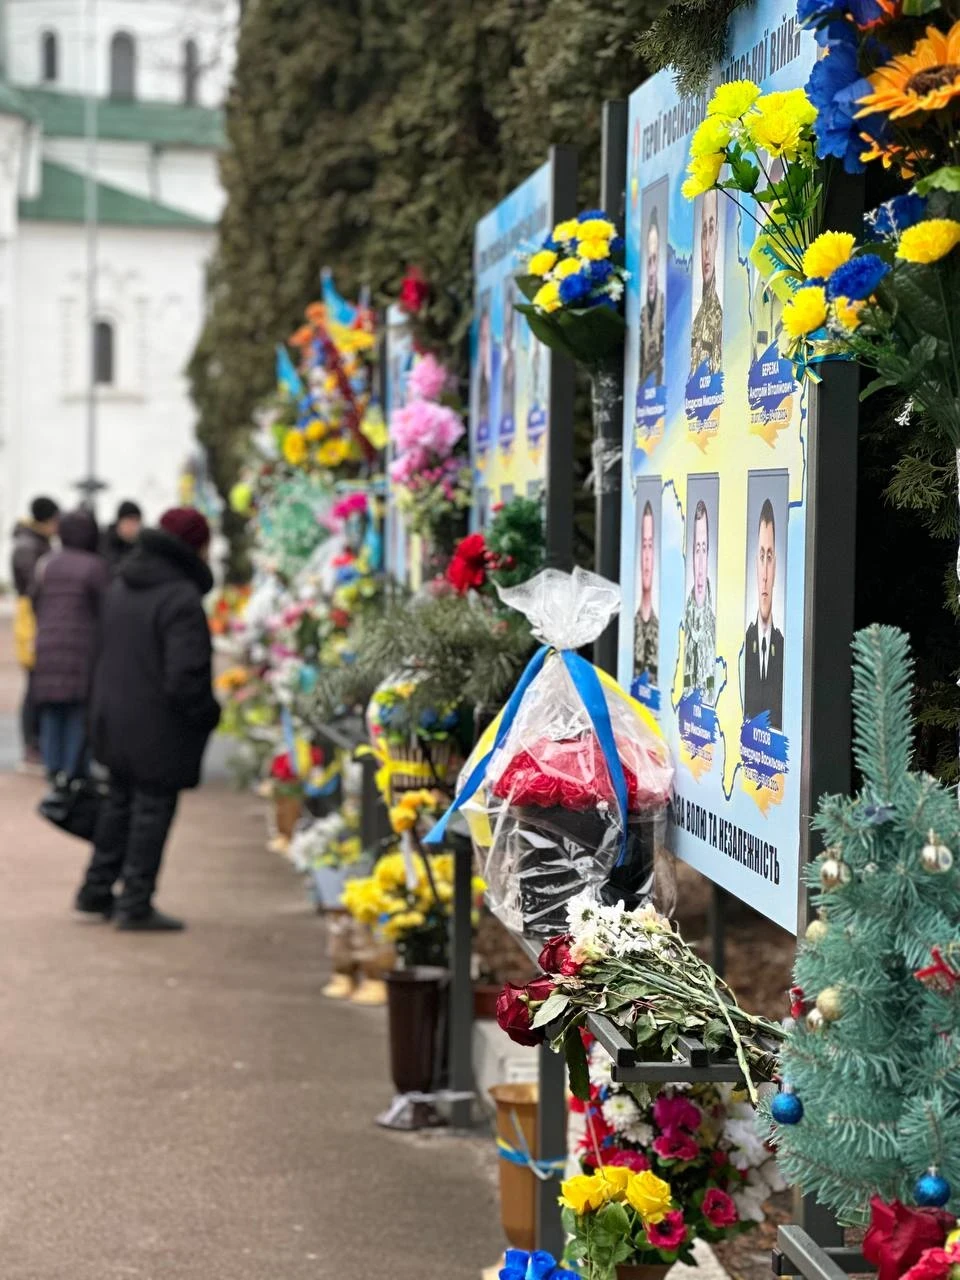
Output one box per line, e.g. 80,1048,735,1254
446,533,489,595
863,1198,956,1280
495,977,555,1047
538,934,582,977
702,1188,739,1229
399,266,429,315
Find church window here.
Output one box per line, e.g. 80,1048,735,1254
183,40,200,105
93,321,115,386
41,31,59,83
109,32,136,100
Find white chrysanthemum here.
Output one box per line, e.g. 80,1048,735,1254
733,1183,767,1224
606,276,625,302
602,1093,642,1133
623,1119,655,1147
723,1116,769,1171
566,889,601,936
588,1046,614,1090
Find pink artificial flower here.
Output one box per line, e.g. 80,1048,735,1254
330,492,368,523
653,1094,701,1134
653,1132,700,1162
605,1149,650,1173
702,1188,739,1229
646,1210,687,1252
390,399,465,458
407,353,451,402
389,446,429,485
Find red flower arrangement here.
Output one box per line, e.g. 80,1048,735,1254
398,266,430,316
492,732,672,812
445,532,490,594
495,976,555,1047
863,1198,957,1280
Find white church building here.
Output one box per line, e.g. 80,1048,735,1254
0,0,238,568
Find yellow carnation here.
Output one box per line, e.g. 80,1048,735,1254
305,419,328,442
897,218,960,264
578,238,611,261
681,152,724,199
577,217,617,240
747,104,801,159
708,79,761,120
528,248,558,276
389,803,417,833
552,257,583,279
282,430,307,466
690,116,731,158
802,231,856,281
755,88,817,128
625,1171,673,1225
552,218,580,243
533,280,562,313
782,286,828,340
833,296,865,332
318,437,349,467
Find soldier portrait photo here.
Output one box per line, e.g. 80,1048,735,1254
690,188,723,377
743,472,789,731
633,477,661,688
683,478,719,705
639,181,667,388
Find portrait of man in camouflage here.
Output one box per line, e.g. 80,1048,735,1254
689,188,723,377
634,498,659,685
639,205,665,387
683,497,717,704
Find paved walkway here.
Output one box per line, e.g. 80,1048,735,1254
0,636,499,1278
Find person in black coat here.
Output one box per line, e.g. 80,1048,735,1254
743,499,784,729
76,508,221,932
100,499,142,571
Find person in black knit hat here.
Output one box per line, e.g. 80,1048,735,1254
76,508,221,931
100,499,142,571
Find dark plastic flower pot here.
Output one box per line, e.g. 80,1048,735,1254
385,966,448,1096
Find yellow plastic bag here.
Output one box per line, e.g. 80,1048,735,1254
14,595,36,670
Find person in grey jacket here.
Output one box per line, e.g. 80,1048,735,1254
32,509,109,779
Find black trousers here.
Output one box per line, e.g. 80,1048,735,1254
20,669,38,752
80,778,179,917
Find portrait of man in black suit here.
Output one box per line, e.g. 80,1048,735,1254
743,498,784,729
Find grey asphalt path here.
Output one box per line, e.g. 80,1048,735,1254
0,767,500,1278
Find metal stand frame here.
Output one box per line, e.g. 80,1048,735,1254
774,1227,867,1280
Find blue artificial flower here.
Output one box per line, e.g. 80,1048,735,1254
797,0,883,24
588,258,614,284
826,253,890,301
542,235,560,253
610,235,625,256
578,208,607,221
418,708,439,729
528,1252,562,1280
440,709,459,730
867,194,928,239
558,272,592,306
806,44,886,174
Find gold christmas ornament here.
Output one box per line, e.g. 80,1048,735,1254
921,829,953,874
820,854,852,890
805,918,828,944
805,1007,825,1032
816,987,843,1022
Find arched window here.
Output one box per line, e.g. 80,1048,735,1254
109,32,136,100
41,30,59,83
183,39,200,105
93,321,115,386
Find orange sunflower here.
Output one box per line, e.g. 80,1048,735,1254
857,21,960,120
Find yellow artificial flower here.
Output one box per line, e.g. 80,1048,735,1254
578,238,611,261
857,21,960,120
374,853,409,892
781,286,828,340
833,296,865,331
707,79,761,121
897,218,960,264
431,853,454,883
552,218,580,243
802,231,856,281
528,248,558,276
282,430,307,466
305,419,328,442
552,257,583,280
625,1171,673,1225
690,115,731,159
557,1172,613,1215
755,88,817,128
533,280,562,313
389,803,418,833
747,103,801,159
577,217,617,240
318,437,349,467
681,152,724,199
471,875,487,897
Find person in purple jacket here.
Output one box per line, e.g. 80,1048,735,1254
31,509,109,780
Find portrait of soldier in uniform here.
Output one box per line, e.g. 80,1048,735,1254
640,207,665,387
683,497,717,704
634,499,659,686
690,188,723,376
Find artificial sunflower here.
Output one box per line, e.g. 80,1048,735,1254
857,21,960,120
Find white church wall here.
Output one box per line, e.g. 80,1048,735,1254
155,148,223,221
42,137,154,203
6,220,214,558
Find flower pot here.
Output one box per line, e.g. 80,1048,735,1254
273,792,302,839
385,966,448,1096
489,1082,539,1253
616,1266,671,1280
472,982,501,1021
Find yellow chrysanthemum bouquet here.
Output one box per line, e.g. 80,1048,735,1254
516,210,629,367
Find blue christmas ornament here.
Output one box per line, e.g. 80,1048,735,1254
771,1088,804,1125
914,1170,951,1208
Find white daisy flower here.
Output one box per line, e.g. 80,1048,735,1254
602,1093,642,1133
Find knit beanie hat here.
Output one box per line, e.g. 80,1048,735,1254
159,507,211,553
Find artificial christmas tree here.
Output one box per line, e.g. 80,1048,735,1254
768,625,960,1226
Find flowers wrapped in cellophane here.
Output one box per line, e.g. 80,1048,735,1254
427,568,674,940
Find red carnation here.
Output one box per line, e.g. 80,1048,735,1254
538,934,582,977
653,1132,700,1163
399,266,430,316
495,977,555,1047
646,1210,687,1251
863,1198,956,1280
702,1188,739,1229
446,533,489,595
606,1148,650,1173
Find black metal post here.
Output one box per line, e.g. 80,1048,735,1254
545,145,579,574
448,829,474,1129
593,101,628,676
536,1042,568,1259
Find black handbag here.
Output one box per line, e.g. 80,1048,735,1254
38,776,107,842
